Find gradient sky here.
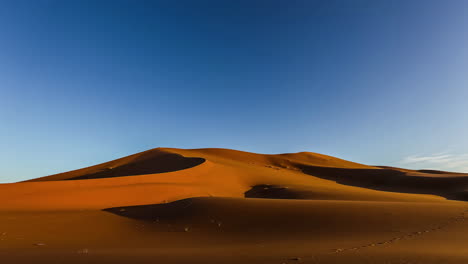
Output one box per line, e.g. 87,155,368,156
2,0,468,182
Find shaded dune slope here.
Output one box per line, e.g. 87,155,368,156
378,166,468,177
27,149,205,181
103,197,467,238
299,165,468,201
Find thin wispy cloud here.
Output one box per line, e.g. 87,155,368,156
398,153,468,173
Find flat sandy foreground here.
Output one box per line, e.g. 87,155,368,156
2,148,468,264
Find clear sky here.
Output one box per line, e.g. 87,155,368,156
2,0,468,182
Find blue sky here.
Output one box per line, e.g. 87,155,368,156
2,0,468,182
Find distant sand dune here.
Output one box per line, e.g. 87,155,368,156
300,165,468,201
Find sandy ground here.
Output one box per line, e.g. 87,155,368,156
2,148,468,263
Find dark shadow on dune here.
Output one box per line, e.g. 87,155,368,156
417,169,466,175
69,153,205,180
104,198,197,221
298,165,468,201
103,198,217,232
244,184,302,199
103,197,329,236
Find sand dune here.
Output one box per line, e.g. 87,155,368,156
2,147,468,263
27,148,205,181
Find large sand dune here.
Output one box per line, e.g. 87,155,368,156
2,148,468,263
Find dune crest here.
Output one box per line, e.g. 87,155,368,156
27,148,205,182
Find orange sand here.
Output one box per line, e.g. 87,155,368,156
1,148,468,263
